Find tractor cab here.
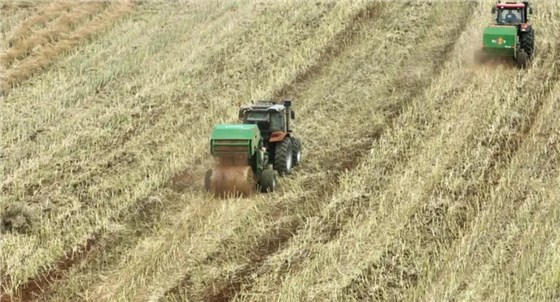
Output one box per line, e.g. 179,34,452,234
497,8,523,24
492,1,532,27
238,99,295,146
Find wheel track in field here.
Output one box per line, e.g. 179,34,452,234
0,237,97,302
162,3,477,301
340,26,560,302
1,156,204,301
1,171,196,302
1,4,376,301
0,1,133,93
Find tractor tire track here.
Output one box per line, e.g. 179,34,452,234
341,26,560,302
271,3,379,101
2,166,201,302
162,3,475,301
165,136,379,302
0,237,97,302
2,141,211,301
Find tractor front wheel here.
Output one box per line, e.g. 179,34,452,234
259,169,276,193
274,138,293,176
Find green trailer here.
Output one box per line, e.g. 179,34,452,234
482,26,518,57
205,124,276,196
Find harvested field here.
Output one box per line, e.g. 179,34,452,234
2,0,560,301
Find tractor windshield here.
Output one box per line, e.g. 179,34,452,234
245,111,271,132
243,110,284,133
497,8,523,24
246,111,269,122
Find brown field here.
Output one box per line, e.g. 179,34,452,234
2,0,560,301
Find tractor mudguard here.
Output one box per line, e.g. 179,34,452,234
269,131,288,143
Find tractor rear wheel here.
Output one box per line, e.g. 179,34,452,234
516,50,529,68
259,169,276,193
520,29,535,58
292,137,302,166
274,137,293,176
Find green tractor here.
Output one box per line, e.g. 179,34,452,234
477,1,535,67
204,99,302,196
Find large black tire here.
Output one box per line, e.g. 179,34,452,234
259,169,276,193
516,50,529,68
273,137,293,176
204,169,212,192
292,137,302,166
520,29,535,59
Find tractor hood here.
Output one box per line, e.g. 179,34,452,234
483,26,517,49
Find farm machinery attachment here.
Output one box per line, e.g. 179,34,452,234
204,99,302,197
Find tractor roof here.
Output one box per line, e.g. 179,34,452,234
497,3,525,9
241,102,285,113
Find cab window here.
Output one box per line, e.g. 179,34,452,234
270,113,284,131
498,9,522,24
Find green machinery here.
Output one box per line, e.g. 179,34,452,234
204,99,302,196
478,1,535,67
